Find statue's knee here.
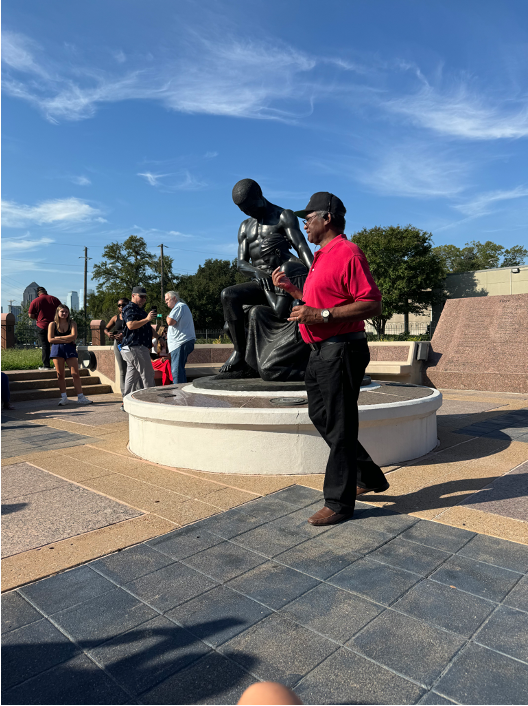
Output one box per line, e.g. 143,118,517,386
220,287,234,305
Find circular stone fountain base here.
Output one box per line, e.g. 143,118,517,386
125,379,442,474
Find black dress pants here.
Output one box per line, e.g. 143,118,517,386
305,338,386,515
37,327,51,368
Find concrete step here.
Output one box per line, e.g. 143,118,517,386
9,377,102,392
4,369,91,382
10,383,113,402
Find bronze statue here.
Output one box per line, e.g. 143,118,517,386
217,179,313,380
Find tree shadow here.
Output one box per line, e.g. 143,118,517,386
1,503,28,516
359,475,527,514
2,618,258,704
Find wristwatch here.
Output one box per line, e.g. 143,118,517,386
321,309,331,324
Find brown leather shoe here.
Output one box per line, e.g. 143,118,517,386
307,506,354,526
356,481,390,496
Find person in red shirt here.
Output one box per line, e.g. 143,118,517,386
28,287,62,370
272,192,389,526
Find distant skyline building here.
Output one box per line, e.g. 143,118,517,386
66,291,79,311
23,282,39,305
80,288,94,309
8,304,22,322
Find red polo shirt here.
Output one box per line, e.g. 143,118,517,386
28,294,62,330
299,235,381,344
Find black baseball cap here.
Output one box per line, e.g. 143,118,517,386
132,286,147,295
294,192,346,219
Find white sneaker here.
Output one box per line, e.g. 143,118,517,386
58,397,69,406
77,395,93,405
39,366,51,371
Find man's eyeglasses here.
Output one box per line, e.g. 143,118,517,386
302,214,320,227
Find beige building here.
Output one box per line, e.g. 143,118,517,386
367,264,528,335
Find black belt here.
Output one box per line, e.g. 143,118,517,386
308,331,366,351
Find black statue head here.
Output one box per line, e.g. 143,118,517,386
232,179,265,218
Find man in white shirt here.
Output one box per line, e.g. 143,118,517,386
164,291,196,383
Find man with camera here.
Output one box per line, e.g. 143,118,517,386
120,286,157,400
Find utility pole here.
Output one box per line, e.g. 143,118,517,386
158,244,167,306
79,248,92,344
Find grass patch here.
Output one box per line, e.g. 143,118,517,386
1,348,42,370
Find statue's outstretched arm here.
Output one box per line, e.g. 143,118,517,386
280,209,314,270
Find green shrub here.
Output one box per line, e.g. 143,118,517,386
1,349,42,370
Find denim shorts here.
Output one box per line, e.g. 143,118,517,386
50,343,78,360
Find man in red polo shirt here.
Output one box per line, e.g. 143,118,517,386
272,192,389,526
28,287,62,370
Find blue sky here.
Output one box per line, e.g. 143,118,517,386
2,0,528,312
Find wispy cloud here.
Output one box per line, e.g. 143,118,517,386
71,175,91,186
2,235,55,251
1,29,319,124
137,170,207,191
1,197,105,227
340,142,469,199
455,186,528,216
384,80,528,140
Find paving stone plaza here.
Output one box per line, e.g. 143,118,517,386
2,390,528,704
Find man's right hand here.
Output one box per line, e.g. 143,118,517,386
147,310,156,322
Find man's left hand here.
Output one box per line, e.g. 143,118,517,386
288,305,322,325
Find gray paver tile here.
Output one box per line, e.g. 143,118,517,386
191,508,269,539
234,496,295,521
392,579,496,637
91,545,175,585
457,533,528,572
125,562,218,613
352,506,419,534
280,582,383,644
431,556,523,602
139,651,256,705
230,519,311,558
271,485,324,507
368,537,452,576
1,592,43,634
88,615,210,696
475,605,528,663
218,613,338,688
20,566,115,615
348,609,465,687
147,525,224,559
167,585,272,647
328,557,421,605
419,692,457,705
503,574,528,611
295,647,425,705
318,522,392,554
2,618,79,691
226,561,319,609
274,536,362,579
1,653,129,705
181,541,267,581
399,520,475,553
51,588,157,648
435,643,528,704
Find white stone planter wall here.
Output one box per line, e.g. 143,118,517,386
125,389,442,474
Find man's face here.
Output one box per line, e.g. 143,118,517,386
238,195,265,218
132,293,147,306
303,212,326,245
164,294,176,309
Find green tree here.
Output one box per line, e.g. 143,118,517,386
174,258,249,329
351,225,447,336
90,235,180,323
434,240,528,273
